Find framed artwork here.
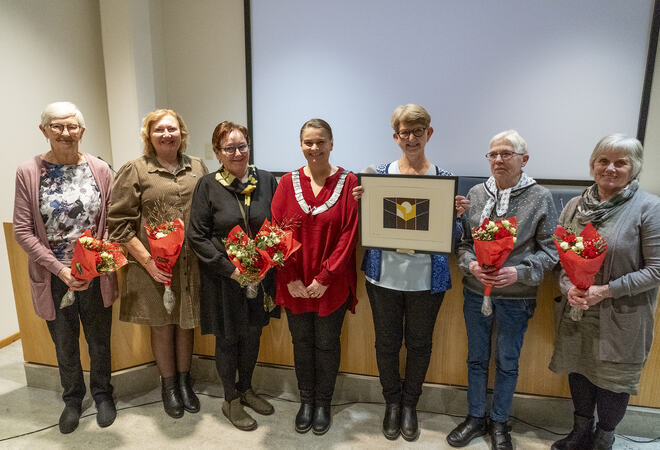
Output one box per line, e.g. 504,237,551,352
358,174,458,253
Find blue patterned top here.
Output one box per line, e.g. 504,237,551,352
361,162,462,294
39,159,101,264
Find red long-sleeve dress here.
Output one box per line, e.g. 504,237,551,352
271,167,359,316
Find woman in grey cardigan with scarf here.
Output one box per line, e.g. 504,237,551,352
549,135,660,450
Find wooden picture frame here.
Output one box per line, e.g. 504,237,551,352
358,174,458,254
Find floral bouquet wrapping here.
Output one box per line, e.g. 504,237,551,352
145,218,185,314
224,225,270,299
472,217,518,316
254,219,301,267
224,219,300,309
553,223,607,321
61,230,128,308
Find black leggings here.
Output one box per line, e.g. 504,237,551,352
215,326,262,402
569,372,630,431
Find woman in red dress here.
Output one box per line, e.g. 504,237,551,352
271,118,359,435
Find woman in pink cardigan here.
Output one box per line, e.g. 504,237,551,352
13,102,117,434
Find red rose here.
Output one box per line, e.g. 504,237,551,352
581,241,598,259
495,228,510,240
565,234,577,243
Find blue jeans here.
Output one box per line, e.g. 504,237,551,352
463,288,536,422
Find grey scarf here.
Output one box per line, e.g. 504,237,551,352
576,179,639,226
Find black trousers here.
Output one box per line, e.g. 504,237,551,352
47,274,113,407
215,325,262,402
286,300,349,407
569,372,630,432
366,282,444,406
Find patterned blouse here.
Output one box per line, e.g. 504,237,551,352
39,159,101,264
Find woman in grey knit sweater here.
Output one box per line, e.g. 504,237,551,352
447,130,558,450
549,135,660,450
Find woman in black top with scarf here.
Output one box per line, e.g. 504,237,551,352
187,121,278,431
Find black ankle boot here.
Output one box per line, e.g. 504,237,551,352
592,425,615,450
161,376,184,418
178,372,200,413
400,405,419,441
382,403,401,440
490,420,513,450
312,405,331,435
551,414,594,450
295,403,314,433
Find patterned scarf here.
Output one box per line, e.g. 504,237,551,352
480,172,536,223
575,179,638,226
215,164,258,205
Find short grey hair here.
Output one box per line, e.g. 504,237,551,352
40,102,85,129
589,134,643,180
489,129,527,155
391,104,431,131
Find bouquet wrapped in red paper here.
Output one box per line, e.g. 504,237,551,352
553,222,607,321
254,218,301,267
61,230,128,308
224,219,301,309
472,217,518,316
145,218,185,314
224,224,270,292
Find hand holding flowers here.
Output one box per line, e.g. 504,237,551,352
471,217,518,316
60,230,128,308
553,223,607,321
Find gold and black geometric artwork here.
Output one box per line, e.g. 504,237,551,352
383,197,430,230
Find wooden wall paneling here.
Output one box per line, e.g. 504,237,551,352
6,223,159,372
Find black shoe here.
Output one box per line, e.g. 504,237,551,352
161,376,184,418
382,403,401,440
295,403,314,433
96,399,117,428
312,406,331,435
592,425,615,450
490,420,513,450
178,372,200,413
446,415,487,447
59,404,81,434
551,414,594,450
400,405,419,442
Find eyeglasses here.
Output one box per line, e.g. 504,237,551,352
485,151,523,161
152,126,180,135
219,143,249,155
49,123,81,134
397,127,427,139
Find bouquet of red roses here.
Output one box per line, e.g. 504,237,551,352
224,219,301,307
61,230,128,308
145,218,185,314
553,223,607,321
472,217,518,316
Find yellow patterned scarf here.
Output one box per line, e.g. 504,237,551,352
215,165,258,205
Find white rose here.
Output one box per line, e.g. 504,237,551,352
576,236,583,243
501,220,510,227
560,241,570,251
156,232,166,238
574,242,584,251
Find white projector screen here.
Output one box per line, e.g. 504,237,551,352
250,0,653,180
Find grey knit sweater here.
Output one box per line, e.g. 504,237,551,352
458,182,559,298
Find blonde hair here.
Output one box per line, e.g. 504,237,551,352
391,104,431,131
140,109,188,157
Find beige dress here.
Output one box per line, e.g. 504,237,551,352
108,154,208,328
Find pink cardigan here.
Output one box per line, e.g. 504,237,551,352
13,154,118,321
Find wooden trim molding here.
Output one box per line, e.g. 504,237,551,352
0,332,20,349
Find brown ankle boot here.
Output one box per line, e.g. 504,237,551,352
222,397,257,431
